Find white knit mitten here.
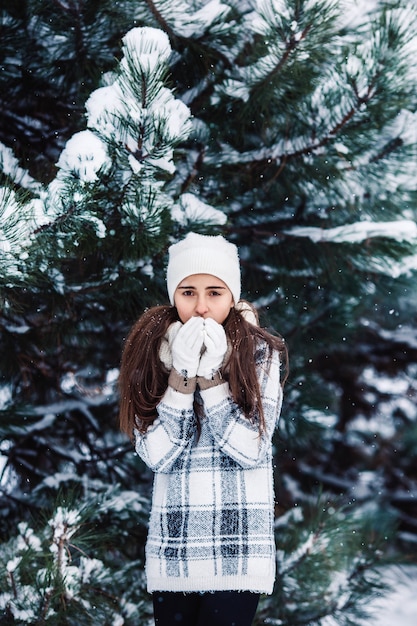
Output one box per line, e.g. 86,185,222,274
171,316,204,378
197,318,227,379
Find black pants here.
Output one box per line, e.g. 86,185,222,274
152,590,260,626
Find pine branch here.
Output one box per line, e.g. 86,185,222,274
50,0,88,57
278,529,320,575
180,145,206,194
369,136,404,164
145,0,179,45
220,82,377,170
38,588,54,624
7,570,18,600
255,24,313,94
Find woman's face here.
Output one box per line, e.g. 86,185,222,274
174,274,234,324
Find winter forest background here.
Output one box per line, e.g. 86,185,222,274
1,0,417,624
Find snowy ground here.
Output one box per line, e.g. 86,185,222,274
366,565,417,625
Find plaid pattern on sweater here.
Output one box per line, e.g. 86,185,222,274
134,340,283,594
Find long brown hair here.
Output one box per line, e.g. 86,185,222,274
118,302,288,440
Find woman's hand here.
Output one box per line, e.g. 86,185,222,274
197,318,227,379
171,316,205,378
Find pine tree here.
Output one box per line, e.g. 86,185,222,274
1,0,417,624
0,0,141,180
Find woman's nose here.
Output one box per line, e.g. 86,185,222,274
195,296,209,315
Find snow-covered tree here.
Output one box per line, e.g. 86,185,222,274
1,0,417,623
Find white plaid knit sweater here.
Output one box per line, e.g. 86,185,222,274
134,339,283,594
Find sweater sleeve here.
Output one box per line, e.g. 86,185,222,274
199,344,282,468
134,385,196,473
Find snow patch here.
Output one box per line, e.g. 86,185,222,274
284,220,417,245
367,565,417,626
56,130,111,183
0,142,43,194
172,193,227,226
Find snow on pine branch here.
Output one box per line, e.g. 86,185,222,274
283,220,417,244
214,0,340,103
277,531,317,575
0,142,50,269
0,494,146,623
44,27,191,236
46,25,227,235
139,0,231,39
171,192,227,226
55,26,192,184
0,187,48,275
55,130,111,184
0,142,43,195
284,220,417,277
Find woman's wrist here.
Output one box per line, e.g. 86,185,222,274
197,371,224,390
168,368,197,394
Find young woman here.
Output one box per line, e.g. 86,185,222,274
119,232,288,626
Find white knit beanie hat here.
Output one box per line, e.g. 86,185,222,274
167,232,241,305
